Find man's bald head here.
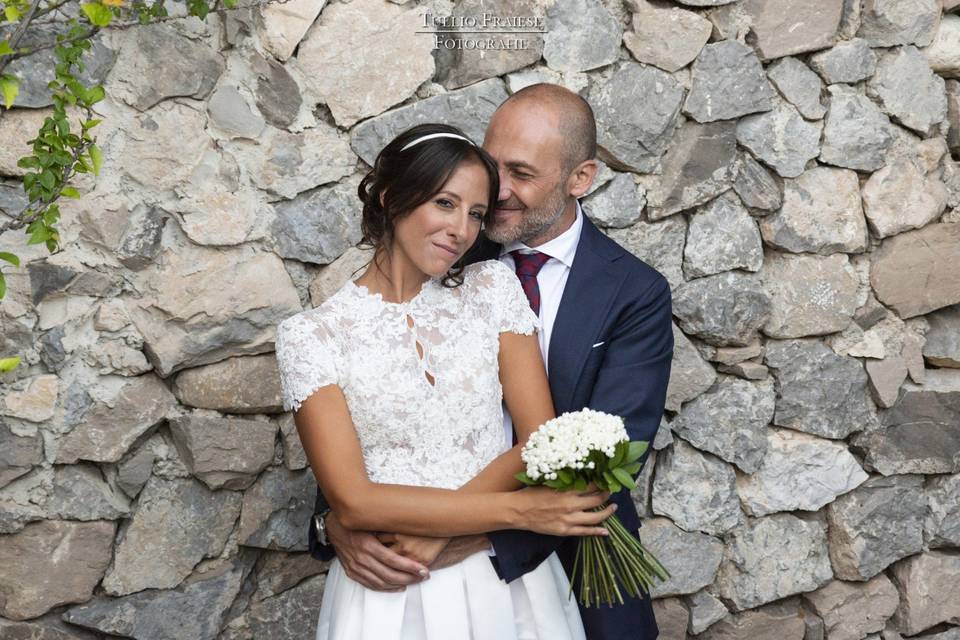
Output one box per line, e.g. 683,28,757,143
494,83,597,175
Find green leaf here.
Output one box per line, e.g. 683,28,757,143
39,170,55,190
0,74,19,109
545,478,566,490
602,470,622,493
0,41,14,56
80,2,113,26
621,461,642,476
611,467,637,490
557,468,574,485
0,252,20,267
88,85,105,104
61,186,81,199
16,156,40,169
4,6,21,21
610,441,628,467
624,440,649,464
89,143,103,175
0,356,21,373
574,476,587,492
82,118,103,130
514,471,537,486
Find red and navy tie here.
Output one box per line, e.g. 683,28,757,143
510,250,551,316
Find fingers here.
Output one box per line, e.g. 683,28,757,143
343,563,407,592
365,538,430,578
566,525,611,537
376,532,398,545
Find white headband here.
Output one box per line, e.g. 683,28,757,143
400,132,476,152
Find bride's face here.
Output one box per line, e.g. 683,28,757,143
391,158,489,277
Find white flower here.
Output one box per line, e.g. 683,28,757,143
520,409,628,480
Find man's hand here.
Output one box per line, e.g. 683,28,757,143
376,533,450,567
431,534,493,570
325,511,429,592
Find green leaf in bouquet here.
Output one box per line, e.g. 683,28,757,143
610,440,628,467
624,441,648,464
514,471,538,486
574,476,587,492
621,461,642,476
557,468,574,485
545,477,566,490
611,467,637,490
602,470,622,493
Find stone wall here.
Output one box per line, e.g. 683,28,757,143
1,0,960,638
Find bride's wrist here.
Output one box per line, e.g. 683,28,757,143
502,491,528,530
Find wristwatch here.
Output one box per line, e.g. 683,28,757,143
313,508,332,546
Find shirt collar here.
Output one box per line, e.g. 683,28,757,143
498,200,583,268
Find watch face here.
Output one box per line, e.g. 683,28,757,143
313,514,324,534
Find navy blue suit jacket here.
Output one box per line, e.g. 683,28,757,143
306,211,674,640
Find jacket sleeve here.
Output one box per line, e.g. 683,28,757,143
487,275,674,583
308,483,338,562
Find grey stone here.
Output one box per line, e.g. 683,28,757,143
0,520,115,620
26,261,77,306
115,204,170,271
0,467,53,534
826,474,926,581
856,0,940,47
664,323,717,412
673,271,771,347
649,120,739,219
743,0,844,60
862,158,948,239
250,52,302,129
714,513,834,611
736,99,822,178
110,23,224,111
221,573,326,640
169,414,276,490
803,575,900,640
257,0,326,61
297,0,434,126
684,193,763,279
435,0,544,88
759,166,868,255
870,223,960,319
622,0,712,73
765,339,878,439
638,517,724,598
928,14,960,79
606,214,687,291
278,414,307,470
308,246,375,306
670,376,774,473
851,369,960,475
867,46,947,135
733,153,782,212
651,439,743,536
207,85,265,140
924,304,960,368
808,38,877,84
766,57,826,120
701,341,765,366
102,476,242,596
736,428,868,517
926,473,960,549
581,173,645,228
351,79,508,167
238,467,315,550
124,244,302,377
55,375,177,464
819,85,895,172
684,589,728,635
64,566,245,640
865,356,909,409
717,360,768,380
651,598,690,638
684,41,776,123
117,444,155,498
588,62,685,173
272,177,362,265
0,614,100,639
542,0,621,72
761,252,860,339
47,463,131,521
2,28,116,108
174,354,283,414
889,551,960,636
698,600,807,639
0,420,42,489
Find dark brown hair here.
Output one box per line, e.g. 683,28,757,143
357,123,500,287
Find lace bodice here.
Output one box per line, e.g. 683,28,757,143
274,259,540,489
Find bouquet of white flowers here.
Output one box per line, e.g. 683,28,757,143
516,408,670,608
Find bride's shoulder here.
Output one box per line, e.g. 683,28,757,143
462,259,515,290
277,285,351,340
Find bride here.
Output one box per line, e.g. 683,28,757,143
274,123,613,640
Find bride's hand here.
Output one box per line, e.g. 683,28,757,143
513,485,616,536
377,532,451,567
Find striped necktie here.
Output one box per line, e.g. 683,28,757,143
510,250,551,316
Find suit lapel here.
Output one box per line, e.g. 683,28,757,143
548,215,624,413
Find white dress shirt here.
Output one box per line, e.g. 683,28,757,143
498,200,584,448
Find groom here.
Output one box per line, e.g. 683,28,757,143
308,83,673,640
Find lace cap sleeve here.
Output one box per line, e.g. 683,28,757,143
471,260,540,336
274,313,341,413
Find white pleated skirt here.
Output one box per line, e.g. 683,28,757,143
315,550,586,640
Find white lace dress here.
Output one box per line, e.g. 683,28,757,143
274,259,586,640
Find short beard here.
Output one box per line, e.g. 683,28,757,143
484,185,569,245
